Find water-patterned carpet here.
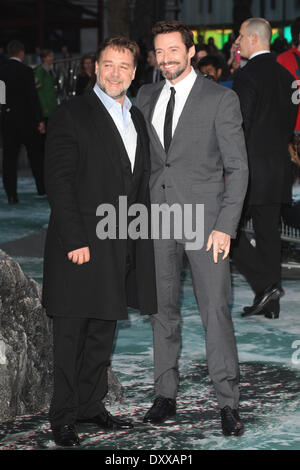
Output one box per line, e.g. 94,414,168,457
0,177,299,450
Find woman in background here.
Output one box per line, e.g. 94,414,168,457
75,54,95,96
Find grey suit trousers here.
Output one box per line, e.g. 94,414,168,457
151,238,240,409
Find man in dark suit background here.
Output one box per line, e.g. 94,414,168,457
232,18,298,319
0,40,45,203
140,49,163,85
43,36,157,447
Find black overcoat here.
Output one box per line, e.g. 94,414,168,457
42,89,157,319
233,53,298,205
0,59,42,131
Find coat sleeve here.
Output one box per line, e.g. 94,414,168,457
233,71,258,141
213,89,249,238
45,104,89,254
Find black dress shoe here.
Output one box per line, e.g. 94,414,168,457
143,396,176,424
263,299,280,319
77,409,133,429
51,424,80,447
241,283,284,317
220,406,244,436
7,195,19,204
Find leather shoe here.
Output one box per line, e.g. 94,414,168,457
263,299,280,319
77,408,133,429
220,406,244,436
143,396,176,424
51,424,80,447
241,283,284,317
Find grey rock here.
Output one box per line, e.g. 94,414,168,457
0,249,124,422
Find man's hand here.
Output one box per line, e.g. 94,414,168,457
206,230,231,264
68,246,90,265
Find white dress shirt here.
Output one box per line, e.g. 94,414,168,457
93,83,137,172
249,50,270,60
152,67,197,149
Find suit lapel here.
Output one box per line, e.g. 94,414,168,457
145,76,205,159
130,106,146,177
146,82,166,156
167,75,204,155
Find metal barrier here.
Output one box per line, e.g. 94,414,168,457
245,219,300,244
52,56,82,103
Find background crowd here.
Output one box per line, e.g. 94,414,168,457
0,21,300,212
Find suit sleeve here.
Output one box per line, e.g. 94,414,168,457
45,104,89,254
25,67,43,125
214,89,249,238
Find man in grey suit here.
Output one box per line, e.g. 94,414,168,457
136,20,249,436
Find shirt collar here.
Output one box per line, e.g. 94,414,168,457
249,50,270,60
10,57,22,62
93,82,132,112
165,67,197,94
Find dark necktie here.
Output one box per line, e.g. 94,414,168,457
164,87,176,153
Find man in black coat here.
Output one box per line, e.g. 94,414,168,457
232,18,298,319
0,40,45,203
43,36,157,447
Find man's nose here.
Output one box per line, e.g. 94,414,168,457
111,67,120,77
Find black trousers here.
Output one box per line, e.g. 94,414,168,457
49,317,117,426
2,120,45,197
231,204,282,294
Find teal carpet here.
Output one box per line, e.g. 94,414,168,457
0,177,299,450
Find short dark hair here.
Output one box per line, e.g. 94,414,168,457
198,55,222,71
7,40,24,57
291,17,300,46
96,36,139,68
152,20,195,50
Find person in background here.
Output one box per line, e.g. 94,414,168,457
207,37,219,55
61,45,72,59
191,44,208,68
75,54,95,96
222,33,236,61
232,18,298,320
35,46,42,65
0,40,45,203
271,29,288,56
277,17,300,165
34,49,58,122
198,55,223,82
139,49,163,85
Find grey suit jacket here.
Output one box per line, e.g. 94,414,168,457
136,74,249,240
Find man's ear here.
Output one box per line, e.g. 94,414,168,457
251,33,259,45
95,61,99,74
217,68,222,80
189,44,196,61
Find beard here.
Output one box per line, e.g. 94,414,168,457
98,78,130,100
159,57,189,81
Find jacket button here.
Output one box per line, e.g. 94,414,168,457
165,163,170,167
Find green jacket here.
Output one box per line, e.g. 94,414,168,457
34,65,57,118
